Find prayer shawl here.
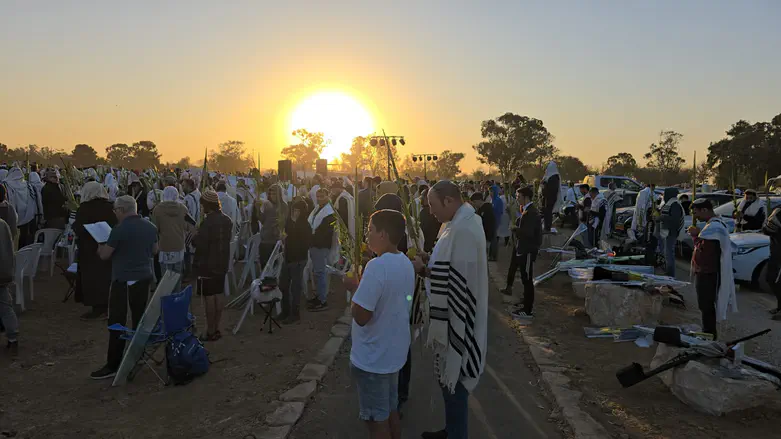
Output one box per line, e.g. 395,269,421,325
564,187,578,206
3,168,35,226
543,161,563,212
631,187,653,235
335,190,356,238
309,184,321,205
104,173,118,201
738,198,765,228
601,189,622,242
659,197,684,238
590,193,606,229
427,203,488,393
698,217,738,321
308,203,339,264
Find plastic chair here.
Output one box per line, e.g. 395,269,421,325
238,233,262,288
13,247,37,311
19,243,42,302
224,240,238,296
34,228,63,277
108,285,194,384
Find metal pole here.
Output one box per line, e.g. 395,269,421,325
423,157,427,181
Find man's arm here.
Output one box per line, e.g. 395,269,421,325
350,262,381,327
351,302,373,327
97,244,115,260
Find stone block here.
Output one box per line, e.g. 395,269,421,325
650,344,779,416
265,401,305,426
313,337,344,367
585,283,662,327
330,324,350,338
279,381,318,402
297,363,328,382
336,315,352,326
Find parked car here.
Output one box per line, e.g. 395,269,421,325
582,175,645,209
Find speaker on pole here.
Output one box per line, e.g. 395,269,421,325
316,159,328,176
278,159,293,181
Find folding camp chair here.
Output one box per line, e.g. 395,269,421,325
238,233,262,288
59,262,78,303
233,241,284,334
108,285,195,384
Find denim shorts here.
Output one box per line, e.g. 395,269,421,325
351,364,399,422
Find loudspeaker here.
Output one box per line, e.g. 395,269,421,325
278,159,293,181
316,158,328,176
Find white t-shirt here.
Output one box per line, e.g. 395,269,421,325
350,252,414,374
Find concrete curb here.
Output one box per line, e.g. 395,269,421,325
253,306,351,439
488,262,610,439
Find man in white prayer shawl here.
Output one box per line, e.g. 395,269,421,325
736,189,766,231
414,180,487,439
629,184,653,242
215,180,240,236
601,182,622,243
588,187,606,248
688,198,737,339
309,174,323,205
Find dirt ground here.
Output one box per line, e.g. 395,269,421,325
0,267,343,439
496,234,780,439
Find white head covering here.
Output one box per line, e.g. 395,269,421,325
4,167,34,225
0,169,8,181
81,181,109,203
162,186,180,202
543,161,559,182
29,172,42,188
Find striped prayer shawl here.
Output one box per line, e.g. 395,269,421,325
426,203,488,393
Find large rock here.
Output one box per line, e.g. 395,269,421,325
650,344,779,416
572,283,587,299
584,284,662,327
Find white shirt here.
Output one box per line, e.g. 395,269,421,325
350,252,414,374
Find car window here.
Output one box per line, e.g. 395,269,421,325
599,177,613,188
614,179,642,192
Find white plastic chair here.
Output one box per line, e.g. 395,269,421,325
233,240,285,334
238,233,262,288
19,243,42,302
224,239,238,296
13,247,37,311
34,228,64,277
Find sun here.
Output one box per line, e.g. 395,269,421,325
289,91,374,161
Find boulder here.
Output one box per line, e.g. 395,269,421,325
572,283,587,299
584,284,662,327
650,344,779,416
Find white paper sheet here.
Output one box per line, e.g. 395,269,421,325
84,221,112,243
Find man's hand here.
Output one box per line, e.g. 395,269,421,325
687,225,700,238
412,256,426,274
343,273,359,292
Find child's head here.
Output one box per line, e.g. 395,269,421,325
368,209,406,254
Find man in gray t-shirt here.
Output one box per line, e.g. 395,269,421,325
91,195,159,380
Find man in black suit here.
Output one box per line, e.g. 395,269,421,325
509,186,542,320
470,192,497,260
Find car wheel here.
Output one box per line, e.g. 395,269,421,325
756,262,772,294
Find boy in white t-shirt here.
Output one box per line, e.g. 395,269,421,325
344,209,414,439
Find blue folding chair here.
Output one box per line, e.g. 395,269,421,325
108,285,195,384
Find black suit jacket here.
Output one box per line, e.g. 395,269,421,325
514,204,542,255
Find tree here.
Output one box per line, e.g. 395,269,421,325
473,113,555,184
106,143,133,167
604,152,638,176
339,136,382,174
434,150,465,180
71,144,100,167
398,154,427,179
707,114,781,189
644,130,685,184
556,155,590,182
472,168,488,181
281,129,328,172
209,140,254,173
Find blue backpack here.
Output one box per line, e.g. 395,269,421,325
166,331,210,385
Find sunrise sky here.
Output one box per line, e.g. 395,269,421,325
2,1,780,172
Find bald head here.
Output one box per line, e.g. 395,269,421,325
428,180,464,223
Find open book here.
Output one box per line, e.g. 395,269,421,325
84,221,112,243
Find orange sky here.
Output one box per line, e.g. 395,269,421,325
1,2,780,174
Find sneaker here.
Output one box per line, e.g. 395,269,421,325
500,287,512,296
510,309,534,320
421,430,448,439
90,365,117,380
309,301,329,312
6,340,18,357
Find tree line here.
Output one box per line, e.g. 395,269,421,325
3,110,778,186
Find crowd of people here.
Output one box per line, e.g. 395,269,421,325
1,158,780,438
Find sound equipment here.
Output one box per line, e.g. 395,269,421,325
316,159,328,176
278,159,293,181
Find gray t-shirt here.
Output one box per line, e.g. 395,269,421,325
107,215,158,282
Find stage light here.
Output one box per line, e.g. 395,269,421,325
392,138,397,146
399,138,405,146
370,138,378,147
433,155,438,161
380,139,386,146
412,156,418,162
